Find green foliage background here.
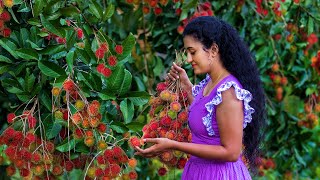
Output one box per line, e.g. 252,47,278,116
0,0,319,179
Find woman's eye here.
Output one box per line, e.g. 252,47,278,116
190,51,195,55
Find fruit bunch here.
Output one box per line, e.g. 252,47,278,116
297,94,320,129
268,63,288,102
142,50,191,175
311,50,320,75
0,2,13,38
126,0,182,16
0,78,140,179
177,2,214,34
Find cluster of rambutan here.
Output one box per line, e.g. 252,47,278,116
141,53,191,175
126,0,182,16
268,63,288,102
177,2,213,34
297,95,320,129
49,78,139,179
0,127,66,178
0,9,11,37
311,50,320,74
257,157,276,176
84,145,138,180
95,41,123,78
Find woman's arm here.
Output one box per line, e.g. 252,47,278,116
135,88,244,162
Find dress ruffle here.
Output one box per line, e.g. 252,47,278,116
203,81,255,136
192,74,210,97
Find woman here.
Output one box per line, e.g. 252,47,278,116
135,16,266,179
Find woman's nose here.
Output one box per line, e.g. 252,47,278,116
186,53,192,63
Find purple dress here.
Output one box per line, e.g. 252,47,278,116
181,74,254,180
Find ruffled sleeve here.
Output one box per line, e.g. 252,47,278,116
203,81,255,136
192,74,210,97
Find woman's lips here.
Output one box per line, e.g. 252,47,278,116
191,64,196,67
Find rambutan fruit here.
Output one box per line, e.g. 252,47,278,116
157,167,167,176
128,158,137,168
76,28,83,39
101,67,112,77
171,120,182,129
169,93,179,102
31,152,42,164
170,101,181,112
177,158,187,169
2,27,11,37
154,7,163,16
96,155,106,165
54,110,63,120
156,82,167,93
97,123,107,133
20,168,30,177
51,87,60,96
88,103,99,116
72,112,83,125
82,118,90,128
87,167,96,178
51,165,63,176
159,90,171,101
3,0,14,8
97,140,108,151
110,164,121,177
95,48,105,59
168,156,178,167
32,164,45,176
112,146,124,156
0,11,11,22
173,150,183,157
108,55,117,66
167,110,177,119
160,151,173,162
95,167,104,177
27,115,37,129
85,130,94,137
103,149,114,159
129,170,138,180
160,116,172,126
73,128,84,139
128,136,142,148
89,116,100,128
65,160,74,172
100,43,109,51
115,45,123,54
63,79,75,92
177,111,188,123
45,141,55,153
6,165,16,176
97,63,105,73
75,100,85,110
158,128,168,138
149,121,159,131
165,130,176,140
7,113,15,123
84,136,95,147
14,159,25,169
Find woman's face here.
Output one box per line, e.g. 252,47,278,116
183,35,212,75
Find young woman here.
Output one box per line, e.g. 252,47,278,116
135,16,266,179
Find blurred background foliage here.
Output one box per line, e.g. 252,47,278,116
0,0,319,179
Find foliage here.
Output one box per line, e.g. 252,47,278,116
0,0,320,179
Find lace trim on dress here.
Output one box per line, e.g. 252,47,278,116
192,74,210,97
203,81,255,136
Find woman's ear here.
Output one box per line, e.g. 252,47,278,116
210,43,219,57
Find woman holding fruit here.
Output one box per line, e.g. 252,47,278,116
135,16,266,179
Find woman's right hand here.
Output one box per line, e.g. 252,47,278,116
166,62,192,89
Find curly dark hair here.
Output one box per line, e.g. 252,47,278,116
183,16,266,173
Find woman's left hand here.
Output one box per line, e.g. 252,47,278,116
134,138,174,158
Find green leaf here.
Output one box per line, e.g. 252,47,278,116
60,7,79,17
153,56,164,77
34,0,46,17
18,2,31,12
127,91,150,106
106,66,124,91
182,0,198,10
6,86,24,94
294,148,306,167
110,121,128,133
40,14,63,37
15,48,39,60
88,1,102,19
26,74,36,92
8,8,19,24
46,121,62,139
40,90,52,111
307,16,314,35
56,139,78,152
120,99,134,124
119,69,132,95
0,55,13,63
40,45,65,55
66,50,74,74
98,91,116,100
38,60,66,78
103,4,115,21
0,39,18,58
0,65,10,74
126,122,144,132
283,95,303,116
117,33,135,61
